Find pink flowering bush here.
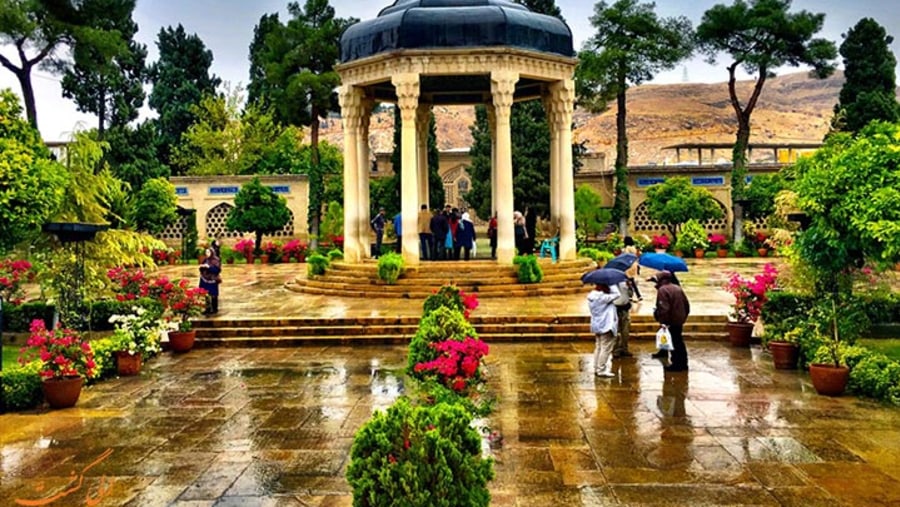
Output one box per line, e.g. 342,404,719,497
234,238,255,258
19,320,96,379
725,263,779,323
107,267,206,331
282,239,308,260
414,337,489,393
0,259,33,305
651,234,670,250
423,285,479,319
708,234,728,249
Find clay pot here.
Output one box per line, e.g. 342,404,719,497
726,321,753,347
168,330,196,353
716,249,728,258
757,248,769,257
808,363,849,396
768,341,799,370
735,251,746,258
654,248,666,253
694,249,705,259
42,376,84,409
261,254,270,264
115,351,142,376
673,250,684,258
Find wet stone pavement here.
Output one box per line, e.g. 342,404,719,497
3,342,900,506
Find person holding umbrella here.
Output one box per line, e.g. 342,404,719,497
587,283,621,378
649,271,691,372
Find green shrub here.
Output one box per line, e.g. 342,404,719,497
423,285,464,315
346,397,494,507
407,307,477,378
2,301,54,332
513,255,543,283
377,252,405,285
675,219,708,252
848,352,900,405
327,248,344,261
1,361,43,411
577,248,614,266
88,336,120,381
857,292,900,324
307,253,330,277
762,291,817,343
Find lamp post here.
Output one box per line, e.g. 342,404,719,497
42,222,109,328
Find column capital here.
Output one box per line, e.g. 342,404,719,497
392,73,420,123
339,85,364,129
491,70,518,120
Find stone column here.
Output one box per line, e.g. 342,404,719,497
486,104,497,218
339,85,363,263
491,70,518,264
357,98,374,257
543,91,561,229
392,73,421,265
416,104,431,208
550,80,576,260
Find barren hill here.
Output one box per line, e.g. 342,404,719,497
318,71,870,165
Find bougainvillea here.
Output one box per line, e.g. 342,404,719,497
19,320,96,379
107,267,206,331
0,258,33,304
725,263,779,323
414,337,489,393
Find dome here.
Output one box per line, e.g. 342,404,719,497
340,0,575,63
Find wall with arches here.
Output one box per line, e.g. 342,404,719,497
159,175,309,245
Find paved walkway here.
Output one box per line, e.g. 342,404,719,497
2,258,899,506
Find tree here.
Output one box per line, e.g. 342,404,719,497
226,177,292,253
790,121,900,293
576,0,693,233
742,173,785,222
103,121,169,192
574,184,612,236
247,12,281,110
0,89,68,251
382,107,445,216
695,0,836,238
147,24,220,172
254,0,357,249
645,177,723,241
130,177,177,235
831,18,900,134
60,0,145,137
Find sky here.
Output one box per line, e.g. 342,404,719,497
2,0,899,141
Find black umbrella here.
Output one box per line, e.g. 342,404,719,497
581,268,628,286
604,252,637,272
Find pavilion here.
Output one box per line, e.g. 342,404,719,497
335,0,578,265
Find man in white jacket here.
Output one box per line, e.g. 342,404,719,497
588,284,620,378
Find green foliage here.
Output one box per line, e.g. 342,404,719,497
790,122,900,291
407,307,478,378
377,252,405,285
847,351,900,405
513,255,543,284
147,24,221,171
130,178,177,234
578,248,614,266
306,253,330,277
761,291,816,341
226,177,291,253
743,173,786,221
87,335,120,380
645,177,723,241
0,91,68,252
674,219,709,252
423,286,465,316
103,122,170,191
574,185,612,236
1,301,55,332
832,18,900,134
0,361,43,411
327,248,343,261
346,397,494,507
320,201,344,241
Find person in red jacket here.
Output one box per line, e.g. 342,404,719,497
649,270,691,372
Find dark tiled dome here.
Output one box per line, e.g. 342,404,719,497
340,0,574,63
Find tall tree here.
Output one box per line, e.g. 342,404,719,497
103,120,168,192
695,0,836,240
831,18,900,134
382,107,445,216
247,12,280,109
0,0,128,128
147,24,220,172
256,0,356,248
60,0,145,137
576,0,693,234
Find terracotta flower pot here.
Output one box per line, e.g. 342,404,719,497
282,254,291,263
735,251,746,258
716,249,728,258
673,250,683,258
654,248,666,253
768,341,799,370
757,248,769,257
808,363,849,396
42,376,84,409
226,257,235,264
244,253,254,264
115,351,142,376
725,321,753,347
168,330,196,353
261,254,270,264
694,249,705,259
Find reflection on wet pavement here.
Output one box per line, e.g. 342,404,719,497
3,341,900,506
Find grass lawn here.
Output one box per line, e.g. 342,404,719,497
2,345,20,370
859,338,900,362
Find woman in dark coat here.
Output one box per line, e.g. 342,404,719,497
456,212,477,260
199,247,221,315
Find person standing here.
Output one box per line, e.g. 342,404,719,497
417,204,433,260
588,283,620,378
623,236,643,301
524,205,537,255
393,212,402,253
448,208,460,260
513,210,527,255
199,247,222,315
487,212,498,260
456,212,476,260
430,207,449,260
370,207,386,258
612,280,633,358
650,270,691,372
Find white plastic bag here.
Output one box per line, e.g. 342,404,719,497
655,325,674,351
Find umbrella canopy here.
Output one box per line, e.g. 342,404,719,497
581,268,628,286
604,252,637,272
638,252,688,272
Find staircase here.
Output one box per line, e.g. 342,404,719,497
192,314,730,347
286,258,597,298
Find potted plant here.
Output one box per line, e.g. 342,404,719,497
708,233,729,257
154,277,208,352
752,231,770,257
234,238,255,264
282,239,307,263
723,263,778,347
109,305,166,375
765,326,801,370
262,240,281,263
676,219,708,258
650,234,670,253
808,298,851,396
18,320,96,408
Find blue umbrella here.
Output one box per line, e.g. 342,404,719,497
638,252,688,272
604,252,637,272
581,268,628,286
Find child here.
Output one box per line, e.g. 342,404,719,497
588,283,620,378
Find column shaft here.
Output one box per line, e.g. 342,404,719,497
338,85,362,263
552,80,577,261
393,73,421,265
416,104,431,208
357,99,374,257
492,71,518,264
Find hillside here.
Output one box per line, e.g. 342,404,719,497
318,71,867,165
